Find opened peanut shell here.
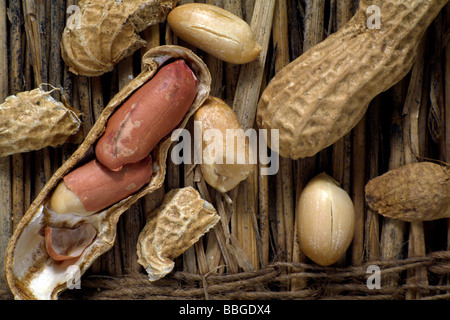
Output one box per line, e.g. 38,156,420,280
4,45,211,300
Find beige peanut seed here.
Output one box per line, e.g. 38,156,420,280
297,173,355,267
194,97,255,193
167,3,262,64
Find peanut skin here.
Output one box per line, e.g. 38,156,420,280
297,173,355,266
45,224,97,261
54,156,153,213
95,59,198,171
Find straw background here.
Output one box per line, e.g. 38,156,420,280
0,0,450,300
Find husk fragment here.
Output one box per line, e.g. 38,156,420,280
0,87,81,158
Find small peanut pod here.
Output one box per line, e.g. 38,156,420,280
137,187,219,281
297,173,355,267
193,97,255,193
365,162,450,222
95,59,198,171
167,3,262,64
50,157,153,215
0,87,81,157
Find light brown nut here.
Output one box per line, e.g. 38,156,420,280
137,187,220,281
61,0,178,76
257,0,448,159
297,173,355,267
5,46,211,300
193,97,256,193
0,87,81,158
167,3,262,64
365,162,450,222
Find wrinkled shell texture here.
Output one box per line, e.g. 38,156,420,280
5,46,211,300
137,187,219,281
61,0,178,76
365,162,450,221
0,88,81,157
257,0,448,159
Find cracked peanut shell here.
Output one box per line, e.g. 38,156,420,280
137,187,220,281
0,87,81,157
61,0,178,76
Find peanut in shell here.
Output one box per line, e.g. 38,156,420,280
257,0,449,159
4,46,211,300
365,162,450,222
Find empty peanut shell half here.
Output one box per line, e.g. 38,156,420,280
137,187,220,281
0,87,81,157
61,0,178,76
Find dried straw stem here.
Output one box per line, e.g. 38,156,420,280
230,0,275,272
0,0,11,288
9,1,26,229
271,0,295,290
380,78,407,287
402,35,429,299
444,5,450,257
331,0,352,193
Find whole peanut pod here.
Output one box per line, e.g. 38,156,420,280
50,157,153,215
167,3,262,64
297,173,355,266
365,162,450,222
95,59,198,171
257,0,448,159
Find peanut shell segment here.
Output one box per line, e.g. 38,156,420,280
4,45,211,300
137,187,220,281
61,0,178,76
0,87,81,157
